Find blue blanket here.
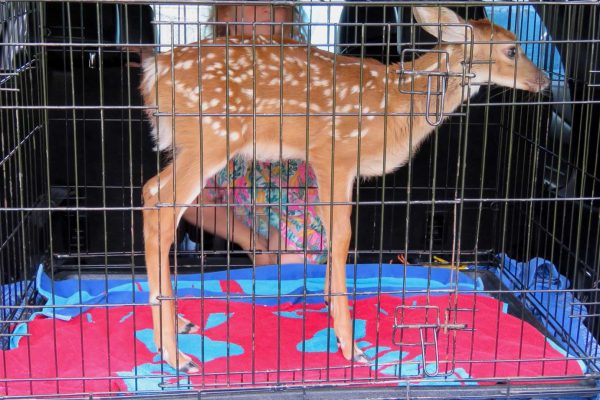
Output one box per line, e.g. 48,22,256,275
495,253,600,374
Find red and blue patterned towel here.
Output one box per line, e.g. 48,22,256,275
0,264,586,396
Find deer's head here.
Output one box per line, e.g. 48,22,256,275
413,6,551,93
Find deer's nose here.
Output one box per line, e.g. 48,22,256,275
526,71,551,92
538,72,551,90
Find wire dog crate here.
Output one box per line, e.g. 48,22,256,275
1,0,599,398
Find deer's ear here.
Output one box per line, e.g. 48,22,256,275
413,7,467,43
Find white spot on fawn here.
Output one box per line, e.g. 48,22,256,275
338,104,352,113
349,128,368,138
339,87,348,98
238,57,250,67
174,80,187,94
397,75,408,86
176,59,194,70
310,103,322,113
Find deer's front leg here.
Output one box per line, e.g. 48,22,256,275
314,166,368,363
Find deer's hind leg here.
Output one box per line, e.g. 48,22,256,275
143,134,240,373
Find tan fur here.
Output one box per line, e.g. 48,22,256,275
141,9,549,370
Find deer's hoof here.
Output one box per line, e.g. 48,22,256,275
338,339,370,364
179,360,200,374
352,348,370,364
179,321,199,334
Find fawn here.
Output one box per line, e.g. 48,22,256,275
140,6,550,372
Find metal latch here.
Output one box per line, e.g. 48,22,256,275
392,304,472,378
397,24,474,127
398,49,451,127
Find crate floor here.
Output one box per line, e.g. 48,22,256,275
0,265,587,396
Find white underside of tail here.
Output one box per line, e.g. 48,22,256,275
150,117,174,152
141,57,175,152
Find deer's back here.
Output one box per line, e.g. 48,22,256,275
141,36,397,170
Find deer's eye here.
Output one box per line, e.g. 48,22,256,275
506,46,517,60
